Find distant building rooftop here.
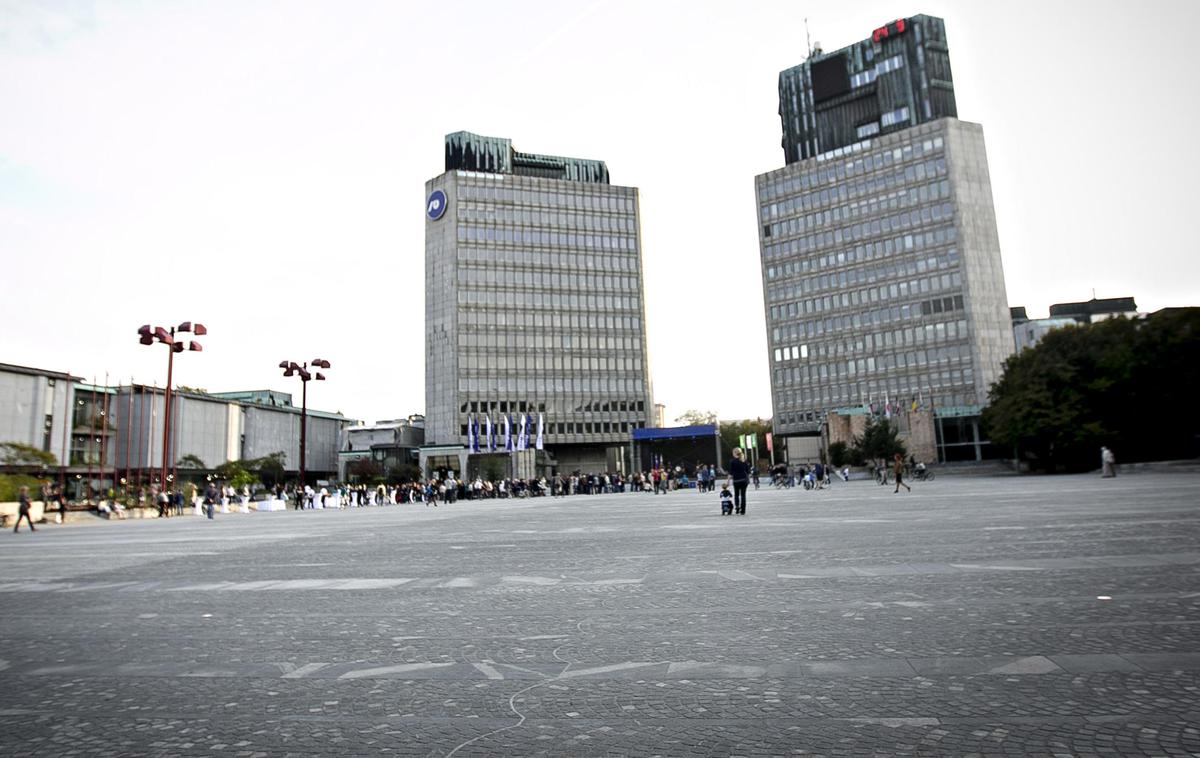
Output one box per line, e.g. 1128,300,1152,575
444,131,610,184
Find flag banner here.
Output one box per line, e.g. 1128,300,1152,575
517,414,527,451
504,415,513,452
536,413,544,450
766,432,773,452
748,433,757,449
472,416,481,453
485,415,494,451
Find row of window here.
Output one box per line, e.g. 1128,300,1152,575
767,240,960,309
775,318,971,367
774,317,971,370
457,265,639,294
861,345,972,382
777,354,975,395
457,202,637,233
763,213,957,265
459,420,644,439
768,255,961,304
921,294,965,317
457,182,635,214
769,293,968,347
762,153,947,221
760,133,946,201
457,246,640,274
458,353,644,374
458,331,641,352
775,382,978,427
880,106,911,128
457,288,640,313
849,53,906,89
856,122,881,139
458,309,643,332
455,224,637,253
768,202,955,261
457,376,646,395
769,271,963,332
766,231,958,283
764,181,951,248
459,399,647,415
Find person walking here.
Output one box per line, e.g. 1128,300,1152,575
1101,447,1117,478
893,453,911,493
204,481,218,520
13,485,36,533
729,448,751,515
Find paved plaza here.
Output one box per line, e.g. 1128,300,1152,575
2,473,1200,756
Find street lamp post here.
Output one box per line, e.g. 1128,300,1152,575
138,322,206,489
279,359,330,488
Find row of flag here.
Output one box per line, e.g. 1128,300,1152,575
866,393,928,418
467,413,544,453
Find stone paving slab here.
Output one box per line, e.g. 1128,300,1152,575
1,472,1199,755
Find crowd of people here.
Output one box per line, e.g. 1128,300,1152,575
268,465,732,509
19,449,944,528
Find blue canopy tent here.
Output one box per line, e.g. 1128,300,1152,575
630,424,723,475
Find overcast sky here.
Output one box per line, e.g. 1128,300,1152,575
2,0,1197,425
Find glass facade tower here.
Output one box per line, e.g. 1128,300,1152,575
425,132,653,473
779,15,957,164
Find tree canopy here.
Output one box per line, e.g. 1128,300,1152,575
850,418,906,467
982,309,1200,471
675,409,717,426
719,418,772,464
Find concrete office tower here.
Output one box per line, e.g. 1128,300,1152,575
757,17,1013,462
425,132,653,475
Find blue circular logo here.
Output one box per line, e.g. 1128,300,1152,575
426,189,447,221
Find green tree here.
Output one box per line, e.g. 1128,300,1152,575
0,442,57,468
246,452,286,488
177,453,206,469
209,452,286,488
983,310,1200,471
719,418,772,466
213,460,250,484
850,417,906,468
675,409,717,426
348,459,383,482
827,441,852,468
386,463,421,484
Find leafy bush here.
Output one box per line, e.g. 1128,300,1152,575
827,441,849,468
0,474,46,502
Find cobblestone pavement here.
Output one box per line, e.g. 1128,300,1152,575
2,472,1200,756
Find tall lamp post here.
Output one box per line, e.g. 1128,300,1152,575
138,322,206,489
279,359,330,488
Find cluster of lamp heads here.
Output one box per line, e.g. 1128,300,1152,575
279,358,331,382
137,322,205,353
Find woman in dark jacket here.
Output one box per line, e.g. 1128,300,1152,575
728,448,751,515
